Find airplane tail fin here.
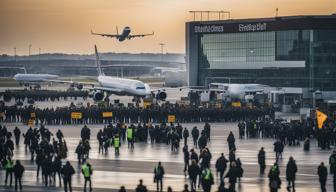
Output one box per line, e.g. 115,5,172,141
94,45,104,76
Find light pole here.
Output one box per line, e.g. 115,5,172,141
29,44,32,56
14,47,17,62
159,43,165,63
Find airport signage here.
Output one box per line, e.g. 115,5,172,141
238,23,267,32
168,115,176,123
71,112,82,119
194,25,224,33
102,112,113,118
232,101,242,108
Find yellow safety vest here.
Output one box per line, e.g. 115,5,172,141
203,169,211,180
127,128,133,140
114,137,120,148
82,164,91,177
5,160,13,169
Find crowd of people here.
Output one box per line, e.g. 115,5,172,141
238,118,336,150
0,120,335,192
1,89,89,102
0,102,274,125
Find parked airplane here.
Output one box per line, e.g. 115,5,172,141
91,26,154,42
51,45,167,101
13,67,59,88
209,83,267,101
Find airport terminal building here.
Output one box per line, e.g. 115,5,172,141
186,15,336,91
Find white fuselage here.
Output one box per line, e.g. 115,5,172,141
13,73,59,83
210,83,265,100
98,75,151,96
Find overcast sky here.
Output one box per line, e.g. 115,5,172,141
0,0,335,55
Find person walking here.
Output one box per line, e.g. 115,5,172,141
82,160,93,192
188,160,200,191
201,167,214,192
318,162,328,192
258,147,266,175
154,162,165,192
215,153,228,184
286,156,297,192
13,127,21,146
268,163,281,192
13,160,24,191
183,128,189,146
225,161,239,192
127,126,134,149
4,157,14,187
61,161,75,192
183,145,190,176
114,135,121,155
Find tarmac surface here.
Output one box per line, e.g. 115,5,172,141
0,122,335,192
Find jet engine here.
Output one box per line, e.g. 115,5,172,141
156,91,167,101
76,84,83,90
91,91,104,101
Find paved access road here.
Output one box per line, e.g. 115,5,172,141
0,122,334,192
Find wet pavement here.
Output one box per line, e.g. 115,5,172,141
0,122,335,192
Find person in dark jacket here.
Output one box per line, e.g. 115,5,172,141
225,161,239,192
227,132,236,151
268,163,281,192
53,156,62,186
188,160,200,191
318,162,328,192
135,179,148,192
286,156,297,191
183,145,190,175
236,158,244,183
215,153,228,184
13,127,21,146
13,160,24,191
41,156,52,186
258,147,266,175
154,161,165,192
191,127,199,148
61,161,75,192
183,128,189,146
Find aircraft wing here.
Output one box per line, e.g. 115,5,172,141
47,80,124,94
91,30,121,38
151,86,206,92
85,86,123,93
46,79,99,87
129,32,154,39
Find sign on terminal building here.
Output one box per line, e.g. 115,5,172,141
238,23,267,32
194,22,267,34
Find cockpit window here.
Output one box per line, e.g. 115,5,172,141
136,86,146,89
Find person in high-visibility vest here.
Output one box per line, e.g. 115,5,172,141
5,157,14,187
127,127,134,149
81,160,93,192
201,167,214,192
154,161,165,192
114,135,120,155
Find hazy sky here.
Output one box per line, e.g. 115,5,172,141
0,0,335,55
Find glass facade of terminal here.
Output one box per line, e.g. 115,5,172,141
197,29,336,90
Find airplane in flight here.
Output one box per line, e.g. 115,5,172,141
91,26,154,42
51,45,167,101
